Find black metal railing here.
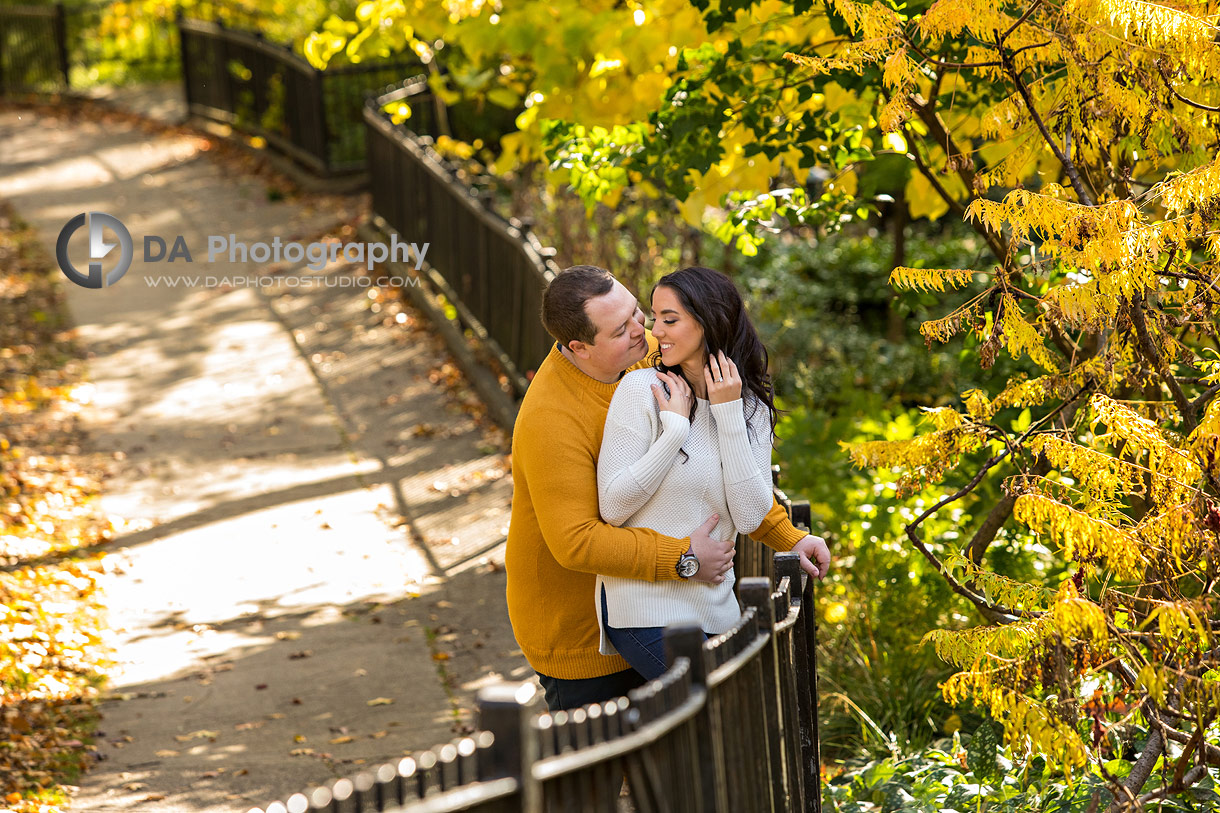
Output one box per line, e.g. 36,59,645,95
0,4,69,92
65,0,179,80
248,548,821,813
178,14,420,174
0,0,272,93
365,81,559,395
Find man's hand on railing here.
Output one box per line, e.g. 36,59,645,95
791,534,831,580
689,513,734,584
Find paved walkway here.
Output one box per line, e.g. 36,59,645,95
0,91,528,812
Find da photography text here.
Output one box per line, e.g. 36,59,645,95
55,211,429,289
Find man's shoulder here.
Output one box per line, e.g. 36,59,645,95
515,360,589,432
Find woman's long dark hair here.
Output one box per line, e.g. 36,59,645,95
650,266,778,438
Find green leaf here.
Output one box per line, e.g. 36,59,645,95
966,718,999,781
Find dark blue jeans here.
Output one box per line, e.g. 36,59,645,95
536,667,646,711
601,585,707,681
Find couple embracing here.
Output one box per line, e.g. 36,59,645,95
505,264,830,712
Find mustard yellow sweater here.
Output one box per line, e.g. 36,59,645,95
505,339,806,679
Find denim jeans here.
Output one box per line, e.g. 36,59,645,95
535,667,646,711
600,585,707,681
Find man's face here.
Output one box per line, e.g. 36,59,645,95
579,280,648,375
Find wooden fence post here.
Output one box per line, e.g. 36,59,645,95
665,624,728,813
740,577,786,812
477,682,538,813
775,552,822,813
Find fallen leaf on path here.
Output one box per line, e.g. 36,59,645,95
367,697,394,706
267,713,285,720
289,748,315,756
432,652,450,661
371,730,388,739
141,793,167,802
289,650,313,659
199,770,222,779
255,683,268,690
154,749,179,758
329,735,354,744
122,782,146,791
174,730,218,742
275,631,301,641
293,734,307,743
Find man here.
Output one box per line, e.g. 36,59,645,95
506,265,830,711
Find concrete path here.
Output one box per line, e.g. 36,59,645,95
0,97,529,812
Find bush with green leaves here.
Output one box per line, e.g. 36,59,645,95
826,722,1220,812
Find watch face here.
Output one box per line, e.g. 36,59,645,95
677,556,699,578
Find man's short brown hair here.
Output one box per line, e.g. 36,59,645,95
541,265,615,348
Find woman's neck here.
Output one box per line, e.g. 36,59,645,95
679,356,707,400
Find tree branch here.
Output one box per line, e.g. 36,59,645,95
996,33,1096,206
902,388,1091,620
1136,766,1209,808
965,388,1091,563
1129,297,1198,431
1001,0,1046,42
1156,60,1220,113
1191,381,1220,412
906,101,1012,266
1109,730,1160,813
903,38,1001,69
905,130,969,218
906,522,1025,622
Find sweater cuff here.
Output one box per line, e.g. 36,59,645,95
755,512,806,552
710,399,758,484
653,533,694,581
659,409,691,437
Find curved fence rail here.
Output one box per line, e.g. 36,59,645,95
246,547,822,813
178,15,420,174
364,82,560,396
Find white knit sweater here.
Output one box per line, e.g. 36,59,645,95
595,368,773,651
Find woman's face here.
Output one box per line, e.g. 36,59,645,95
651,285,706,371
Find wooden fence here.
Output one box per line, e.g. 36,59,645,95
247,549,822,813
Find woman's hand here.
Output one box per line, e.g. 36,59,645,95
705,350,742,405
652,370,693,416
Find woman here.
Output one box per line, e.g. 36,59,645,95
595,266,779,680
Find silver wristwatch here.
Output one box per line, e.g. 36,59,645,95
676,551,700,579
